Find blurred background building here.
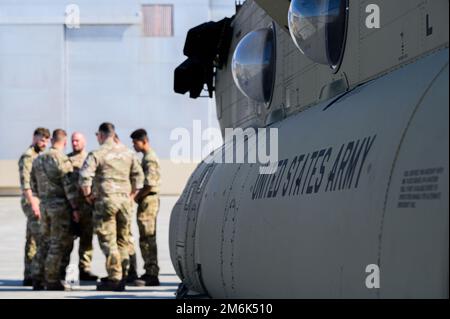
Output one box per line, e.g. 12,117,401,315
0,0,235,195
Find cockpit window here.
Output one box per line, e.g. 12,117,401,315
288,0,348,69
231,26,276,105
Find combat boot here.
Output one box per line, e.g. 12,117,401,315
32,280,45,291
79,269,98,281
46,281,71,291
96,279,125,292
134,274,160,287
23,277,33,286
126,254,139,284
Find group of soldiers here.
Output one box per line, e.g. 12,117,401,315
18,122,161,291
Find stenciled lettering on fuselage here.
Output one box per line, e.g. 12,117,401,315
251,135,377,200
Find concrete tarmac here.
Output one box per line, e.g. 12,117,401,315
0,196,180,299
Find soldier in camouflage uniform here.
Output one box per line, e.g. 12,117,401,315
31,129,80,290
61,132,98,281
79,123,143,291
18,128,50,286
130,129,161,286
113,134,139,284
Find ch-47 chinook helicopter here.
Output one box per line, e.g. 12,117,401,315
171,0,448,298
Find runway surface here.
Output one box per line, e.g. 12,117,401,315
0,196,180,299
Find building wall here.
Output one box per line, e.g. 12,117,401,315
0,0,236,159
0,0,236,194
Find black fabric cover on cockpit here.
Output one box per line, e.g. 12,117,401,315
174,17,233,99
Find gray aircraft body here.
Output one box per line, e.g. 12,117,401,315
170,0,449,298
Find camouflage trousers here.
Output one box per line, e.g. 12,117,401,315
128,228,137,276
21,197,40,280
137,195,160,276
32,199,73,284
94,194,133,281
61,202,94,274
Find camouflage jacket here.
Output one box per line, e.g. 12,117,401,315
79,138,144,197
142,148,161,194
68,150,88,202
68,150,87,172
31,147,77,202
18,145,41,196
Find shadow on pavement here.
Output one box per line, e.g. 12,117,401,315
0,278,179,296
0,279,31,292
0,279,23,286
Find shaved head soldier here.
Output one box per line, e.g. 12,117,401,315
31,129,79,290
61,132,98,282
71,132,86,153
130,129,161,286
79,123,144,291
18,127,50,286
